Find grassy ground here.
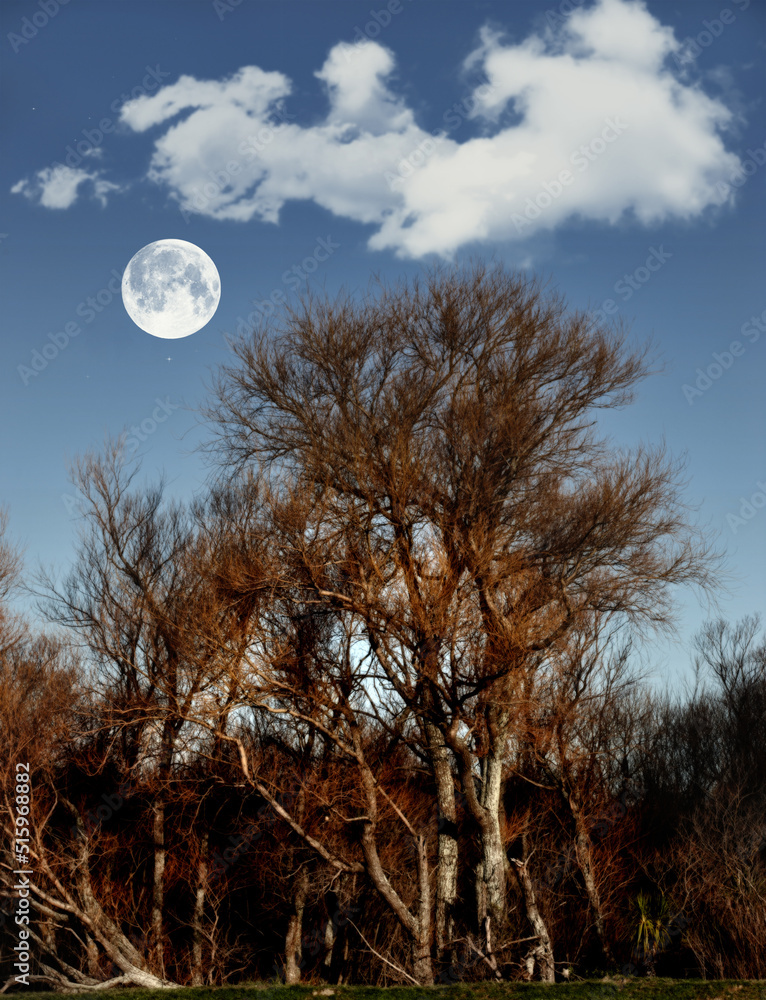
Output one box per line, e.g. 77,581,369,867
9,980,766,1000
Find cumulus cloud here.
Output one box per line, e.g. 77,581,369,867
14,0,743,256
11,164,121,209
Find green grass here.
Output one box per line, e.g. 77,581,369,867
8,980,766,1000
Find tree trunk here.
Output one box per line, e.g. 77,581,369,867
327,875,356,983
425,719,458,960
567,791,615,967
45,799,180,989
510,842,555,983
86,934,100,979
285,867,308,984
322,902,336,978
413,831,434,985
412,939,434,986
449,726,509,969
356,761,434,985
191,830,208,985
151,798,165,977
477,753,508,950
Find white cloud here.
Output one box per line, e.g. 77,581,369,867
11,164,121,209
92,177,122,207
14,0,743,256
314,42,414,134
120,66,291,133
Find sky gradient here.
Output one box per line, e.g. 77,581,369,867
1,0,765,686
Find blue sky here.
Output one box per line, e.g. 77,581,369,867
1,0,764,685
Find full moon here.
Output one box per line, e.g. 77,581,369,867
121,239,221,339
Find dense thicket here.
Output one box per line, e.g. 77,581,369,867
1,266,763,989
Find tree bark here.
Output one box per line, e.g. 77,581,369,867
285,867,308,984
191,830,208,985
322,898,336,978
355,756,434,984
424,719,458,960
37,800,181,989
477,752,509,950
448,725,509,966
413,832,434,985
151,798,166,977
510,842,555,983
85,934,100,979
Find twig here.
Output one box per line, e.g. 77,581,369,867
465,932,502,981
346,919,419,985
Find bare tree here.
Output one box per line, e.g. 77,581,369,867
205,261,718,980
516,626,649,969
0,630,186,992
643,617,766,978
203,486,440,984
2,261,731,986
30,444,249,988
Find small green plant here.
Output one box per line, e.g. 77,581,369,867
634,891,673,976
